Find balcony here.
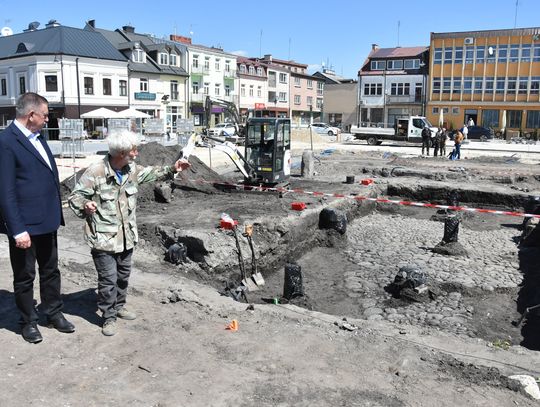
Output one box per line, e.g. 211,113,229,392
191,65,210,75
224,70,237,79
386,95,419,104
191,93,206,102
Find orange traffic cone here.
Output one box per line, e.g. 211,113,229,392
226,319,239,331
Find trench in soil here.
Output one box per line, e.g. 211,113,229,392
172,182,540,351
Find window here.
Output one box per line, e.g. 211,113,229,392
498,45,508,63
519,77,528,94
203,82,209,94
526,110,540,128
317,81,323,95
192,81,199,94
496,78,505,93
225,84,231,96
465,47,474,64
364,83,382,96
279,73,287,83
170,53,177,66
241,84,246,97
257,67,263,76
140,78,148,92
521,44,531,62
204,57,210,70
475,46,485,63
193,55,199,68
268,71,276,87
432,107,439,114
170,81,178,100
278,92,286,101
249,85,254,97
390,82,410,95
444,48,453,64
486,45,496,63
443,78,451,94
432,78,441,93
133,48,144,63
307,79,313,88
452,107,460,115
18,75,26,95
463,77,472,94
257,86,261,97
474,77,483,94
371,60,386,70
45,75,58,92
215,58,220,71
507,110,522,128
103,78,111,95
509,45,519,62
1,78,6,95
160,53,168,65
453,78,461,94
294,77,301,87
225,60,231,72
249,66,255,75
482,109,499,128
214,83,220,96
119,80,127,96
307,96,313,106
454,48,463,64
434,48,442,64
485,77,494,93
84,77,93,94
530,77,540,94
404,59,420,69
239,64,247,74
387,60,403,70
294,95,301,105
534,45,540,62
507,77,517,94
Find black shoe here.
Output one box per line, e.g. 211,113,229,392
22,322,43,344
47,313,75,333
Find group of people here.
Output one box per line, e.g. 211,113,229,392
0,92,190,343
421,125,465,160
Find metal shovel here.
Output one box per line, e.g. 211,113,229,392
244,224,265,287
232,226,258,292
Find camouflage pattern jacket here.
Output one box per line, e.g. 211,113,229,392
68,155,175,253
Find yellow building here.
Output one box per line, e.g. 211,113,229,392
427,27,540,137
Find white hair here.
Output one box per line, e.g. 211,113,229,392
107,129,140,156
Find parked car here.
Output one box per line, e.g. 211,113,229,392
208,122,236,137
309,122,341,137
450,126,494,141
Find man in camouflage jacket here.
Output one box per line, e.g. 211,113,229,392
68,130,189,336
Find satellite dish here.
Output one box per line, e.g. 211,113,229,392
1,26,13,36
488,46,494,56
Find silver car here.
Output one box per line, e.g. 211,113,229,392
310,122,341,136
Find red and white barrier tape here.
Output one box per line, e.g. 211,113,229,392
195,179,540,219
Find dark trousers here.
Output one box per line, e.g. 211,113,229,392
440,143,446,157
421,138,430,155
9,232,63,323
91,249,133,321
455,143,462,159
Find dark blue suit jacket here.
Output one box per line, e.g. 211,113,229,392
0,122,64,237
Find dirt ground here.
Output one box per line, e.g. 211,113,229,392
1,142,540,406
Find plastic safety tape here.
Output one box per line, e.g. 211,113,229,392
198,179,540,220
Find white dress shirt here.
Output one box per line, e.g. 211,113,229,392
13,119,52,169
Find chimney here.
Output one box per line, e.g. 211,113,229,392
371,43,379,51
122,25,135,33
45,19,61,28
87,19,95,28
263,54,272,62
170,34,192,44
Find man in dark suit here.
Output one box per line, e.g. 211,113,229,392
0,92,75,343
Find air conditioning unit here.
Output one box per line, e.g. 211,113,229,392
464,37,474,45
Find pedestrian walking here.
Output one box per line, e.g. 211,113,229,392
0,92,75,343
68,130,190,336
439,128,448,157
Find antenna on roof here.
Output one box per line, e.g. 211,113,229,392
397,20,400,47
514,0,519,28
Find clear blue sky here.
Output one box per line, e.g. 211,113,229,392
1,0,539,78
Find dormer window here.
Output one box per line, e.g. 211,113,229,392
160,52,169,65
170,53,178,66
249,66,255,75
133,46,144,63
239,64,247,74
257,67,263,76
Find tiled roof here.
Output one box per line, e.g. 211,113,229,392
369,46,428,59
0,25,126,61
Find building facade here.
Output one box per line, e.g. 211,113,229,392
236,56,268,118
0,21,128,136
358,45,429,127
427,27,540,134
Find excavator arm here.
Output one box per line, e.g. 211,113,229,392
204,96,245,137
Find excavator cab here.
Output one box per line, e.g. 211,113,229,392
244,118,291,184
